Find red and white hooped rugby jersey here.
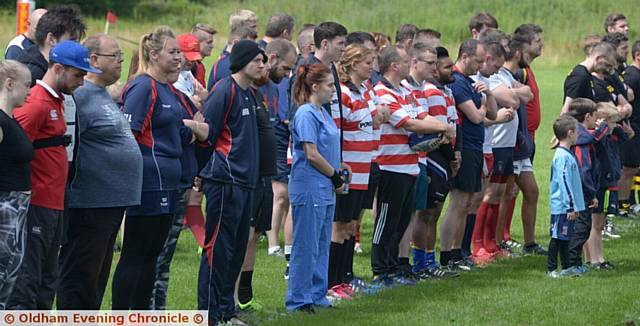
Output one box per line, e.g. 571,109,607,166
330,81,378,190
363,79,382,163
374,78,421,176
400,77,432,165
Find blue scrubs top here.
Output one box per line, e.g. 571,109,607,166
288,103,340,200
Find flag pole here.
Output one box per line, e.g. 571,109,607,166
104,20,110,34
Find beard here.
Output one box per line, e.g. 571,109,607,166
254,74,270,86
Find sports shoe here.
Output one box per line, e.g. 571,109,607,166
297,303,315,314
371,274,395,289
327,284,353,301
283,264,289,280
238,298,264,312
349,277,380,295
354,242,363,254
426,266,459,278
504,239,523,251
573,265,589,275
546,270,560,278
594,261,615,270
391,273,418,286
559,267,581,277
447,259,472,272
268,246,284,257
603,220,621,239
522,243,548,255
472,248,495,266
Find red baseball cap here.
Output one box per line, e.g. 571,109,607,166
177,33,202,61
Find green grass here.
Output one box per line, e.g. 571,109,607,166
93,66,640,325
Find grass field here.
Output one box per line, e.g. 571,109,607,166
2,1,640,324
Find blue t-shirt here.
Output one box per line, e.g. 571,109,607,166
288,103,340,200
448,71,484,151
207,50,231,91
200,76,260,189
121,74,192,192
68,80,143,208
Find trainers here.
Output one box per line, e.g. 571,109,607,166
297,303,315,314
559,267,581,277
472,248,495,266
447,259,471,272
283,264,289,280
504,239,523,251
426,266,459,278
372,274,395,289
238,298,263,312
268,246,284,257
594,261,615,270
546,270,561,278
522,243,548,255
327,284,353,301
349,277,380,295
573,265,589,274
391,273,417,286
354,242,363,254
603,221,621,239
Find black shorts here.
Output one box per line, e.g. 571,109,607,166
426,152,452,209
251,176,273,232
335,190,367,222
490,147,514,183
361,162,380,209
620,135,640,168
452,149,483,193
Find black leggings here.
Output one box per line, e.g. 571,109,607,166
547,238,570,272
112,214,173,309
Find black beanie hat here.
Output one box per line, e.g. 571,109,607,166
229,40,265,73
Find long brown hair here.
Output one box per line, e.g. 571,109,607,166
292,63,331,104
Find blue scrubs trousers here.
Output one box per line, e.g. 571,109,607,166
197,181,252,323
285,190,334,311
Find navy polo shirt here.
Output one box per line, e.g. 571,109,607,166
448,71,484,152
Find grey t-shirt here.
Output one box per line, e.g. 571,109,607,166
68,80,143,208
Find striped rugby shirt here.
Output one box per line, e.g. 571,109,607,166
330,81,378,190
375,77,421,176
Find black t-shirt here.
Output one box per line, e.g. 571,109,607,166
255,90,277,177
624,64,640,128
592,75,620,104
0,110,34,191
563,64,595,102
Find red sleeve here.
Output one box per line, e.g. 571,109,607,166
13,96,46,142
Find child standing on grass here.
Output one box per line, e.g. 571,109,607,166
548,115,584,277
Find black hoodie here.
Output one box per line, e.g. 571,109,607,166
18,45,48,87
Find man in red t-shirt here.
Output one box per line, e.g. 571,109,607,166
7,40,100,309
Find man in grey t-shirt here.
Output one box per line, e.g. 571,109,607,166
57,34,142,310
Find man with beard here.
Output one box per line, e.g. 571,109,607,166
9,41,100,309
409,45,461,278
198,40,265,325
238,39,297,312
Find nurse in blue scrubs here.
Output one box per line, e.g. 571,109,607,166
285,63,351,312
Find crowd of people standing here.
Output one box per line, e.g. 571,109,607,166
1,5,638,325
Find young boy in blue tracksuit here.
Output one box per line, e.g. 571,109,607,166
548,115,584,277
566,98,609,275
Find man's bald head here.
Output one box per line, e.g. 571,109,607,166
27,8,47,40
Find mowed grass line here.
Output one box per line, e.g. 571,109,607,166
95,66,640,325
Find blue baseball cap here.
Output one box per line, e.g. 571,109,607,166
49,40,102,74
